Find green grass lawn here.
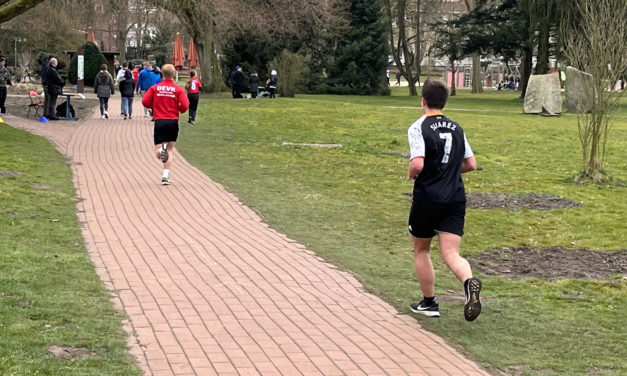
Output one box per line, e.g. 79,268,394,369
178,88,627,376
0,124,140,375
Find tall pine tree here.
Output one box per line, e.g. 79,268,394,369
327,0,389,95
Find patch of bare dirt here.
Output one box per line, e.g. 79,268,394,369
466,192,584,210
0,170,23,177
47,345,93,360
3,92,99,123
469,246,627,281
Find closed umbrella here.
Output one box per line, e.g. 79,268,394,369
173,32,185,68
87,27,96,45
173,32,185,81
188,37,199,71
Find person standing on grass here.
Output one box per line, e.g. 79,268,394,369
94,64,115,119
119,62,135,120
185,70,201,124
267,69,278,98
249,71,259,98
142,64,189,185
407,79,482,321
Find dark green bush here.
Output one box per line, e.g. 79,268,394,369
67,42,106,86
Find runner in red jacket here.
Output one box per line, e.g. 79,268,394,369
142,64,189,185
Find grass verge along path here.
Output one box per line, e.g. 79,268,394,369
0,123,140,375
179,89,626,376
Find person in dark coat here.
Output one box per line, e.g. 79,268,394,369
94,64,115,119
45,58,64,120
0,57,12,114
230,66,244,98
40,55,53,118
267,70,278,99
119,62,135,120
249,72,259,98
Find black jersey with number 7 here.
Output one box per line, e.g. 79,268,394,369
407,114,474,203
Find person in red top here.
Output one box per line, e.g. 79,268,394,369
184,70,202,124
132,66,139,85
142,64,189,185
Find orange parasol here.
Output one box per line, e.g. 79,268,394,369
173,32,185,69
188,37,199,70
87,27,96,45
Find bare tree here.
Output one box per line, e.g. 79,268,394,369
149,0,343,93
561,0,627,183
384,0,444,96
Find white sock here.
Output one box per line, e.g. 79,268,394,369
162,169,169,179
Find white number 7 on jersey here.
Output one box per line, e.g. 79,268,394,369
439,133,452,163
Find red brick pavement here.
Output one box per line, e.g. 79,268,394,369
4,101,491,376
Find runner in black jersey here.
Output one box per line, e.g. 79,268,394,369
407,79,482,321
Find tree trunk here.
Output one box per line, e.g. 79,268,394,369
471,52,483,93
116,31,127,62
414,0,422,88
450,61,457,96
194,28,226,93
535,4,550,74
519,47,533,99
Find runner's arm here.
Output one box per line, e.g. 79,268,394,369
408,157,424,182
461,156,477,173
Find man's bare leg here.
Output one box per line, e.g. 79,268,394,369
438,232,482,321
413,237,435,297
438,232,472,283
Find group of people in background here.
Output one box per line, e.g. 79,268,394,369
230,66,277,99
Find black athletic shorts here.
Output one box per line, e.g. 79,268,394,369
154,119,179,145
408,201,466,238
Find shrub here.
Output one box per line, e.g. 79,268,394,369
268,50,309,98
67,42,107,86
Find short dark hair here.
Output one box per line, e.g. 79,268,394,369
421,79,449,109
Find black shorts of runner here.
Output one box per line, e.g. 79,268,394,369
154,119,179,145
408,201,466,238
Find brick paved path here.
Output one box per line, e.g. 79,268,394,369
4,101,490,376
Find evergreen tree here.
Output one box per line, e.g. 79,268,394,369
67,42,107,86
326,0,389,95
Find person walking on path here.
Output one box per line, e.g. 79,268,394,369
137,62,155,117
116,62,128,115
0,57,12,114
119,62,135,120
185,70,201,124
44,58,64,121
406,79,482,321
142,64,189,185
395,71,402,86
94,64,115,119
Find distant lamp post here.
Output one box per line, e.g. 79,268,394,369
14,37,26,69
